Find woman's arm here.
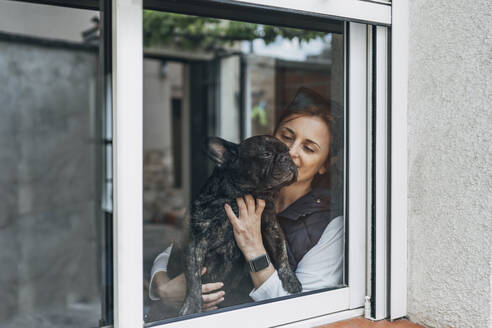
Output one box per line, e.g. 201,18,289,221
295,216,344,290
149,246,173,301
224,196,343,301
152,271,185,308
224,195,276,289
149,245,226,311
248,216,344,301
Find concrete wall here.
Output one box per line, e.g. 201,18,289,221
0,38,101,327
0,1,96,42
407,1,492,327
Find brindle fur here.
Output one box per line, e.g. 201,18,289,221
170,135,302,316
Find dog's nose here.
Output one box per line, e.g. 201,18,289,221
281,154,297,167
280,154,290,163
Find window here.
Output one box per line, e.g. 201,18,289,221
117,1,378,326
141,11,347,325
1,0,408,326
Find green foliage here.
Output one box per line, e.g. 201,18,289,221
251,101,268,126
143,11,327,50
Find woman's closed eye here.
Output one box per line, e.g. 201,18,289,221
303,145,315,153
281,134,294,141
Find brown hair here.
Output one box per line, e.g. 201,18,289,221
273,87,343,189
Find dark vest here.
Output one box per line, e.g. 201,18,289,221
278,188,342,271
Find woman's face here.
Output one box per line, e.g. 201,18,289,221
274,115,331,185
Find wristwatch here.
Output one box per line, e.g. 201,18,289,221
248,253,271,272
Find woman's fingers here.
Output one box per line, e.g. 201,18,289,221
203,295,225,311
204,306,218,312
244,194,256,215
226,195,265,258
202,290,225,304
256,198,266,216
237,195,261,218
236,197,247,217
201,279,225,311
202,281,224,293
224,203,239,228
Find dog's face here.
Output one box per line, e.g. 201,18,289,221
205,135,297,192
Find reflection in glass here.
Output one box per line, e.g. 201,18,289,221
142,11,344,323
0,2,106,327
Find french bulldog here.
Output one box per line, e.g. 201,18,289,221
169,135,302,316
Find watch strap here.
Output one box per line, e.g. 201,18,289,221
248,253,270,272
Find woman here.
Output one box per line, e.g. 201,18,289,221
149,87,344,312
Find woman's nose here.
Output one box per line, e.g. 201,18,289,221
289,143,300,158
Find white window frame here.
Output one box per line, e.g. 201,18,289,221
366,24,390,321
234,0,391,25
390,0,408,321
110,0,408,327
112,1,143,327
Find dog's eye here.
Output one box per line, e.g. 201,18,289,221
260,152,272,159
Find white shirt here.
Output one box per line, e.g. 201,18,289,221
149,215,344,301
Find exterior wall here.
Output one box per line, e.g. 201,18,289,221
142,60,185,222
143,59,176,151
219,55,241,143
0,37,101,327
0,1,95,42
407,1,492,327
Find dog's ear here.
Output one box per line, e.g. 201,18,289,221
204,137,239,166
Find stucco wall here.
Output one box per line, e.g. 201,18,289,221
407,1,492,327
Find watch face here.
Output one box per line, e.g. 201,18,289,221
252,254,269,271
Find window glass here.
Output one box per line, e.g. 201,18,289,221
0,1,109,327
142,11,345,324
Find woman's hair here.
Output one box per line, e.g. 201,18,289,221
273,87,343,189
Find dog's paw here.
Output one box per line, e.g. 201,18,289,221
179,297,202,316
278,267,302,294
285,275,302,294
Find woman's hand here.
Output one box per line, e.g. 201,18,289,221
154,268,225,311
224,195,266,261
224,195,275,289
200,267,225,311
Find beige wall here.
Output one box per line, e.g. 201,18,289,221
219,56,241,143
143,59,172,151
